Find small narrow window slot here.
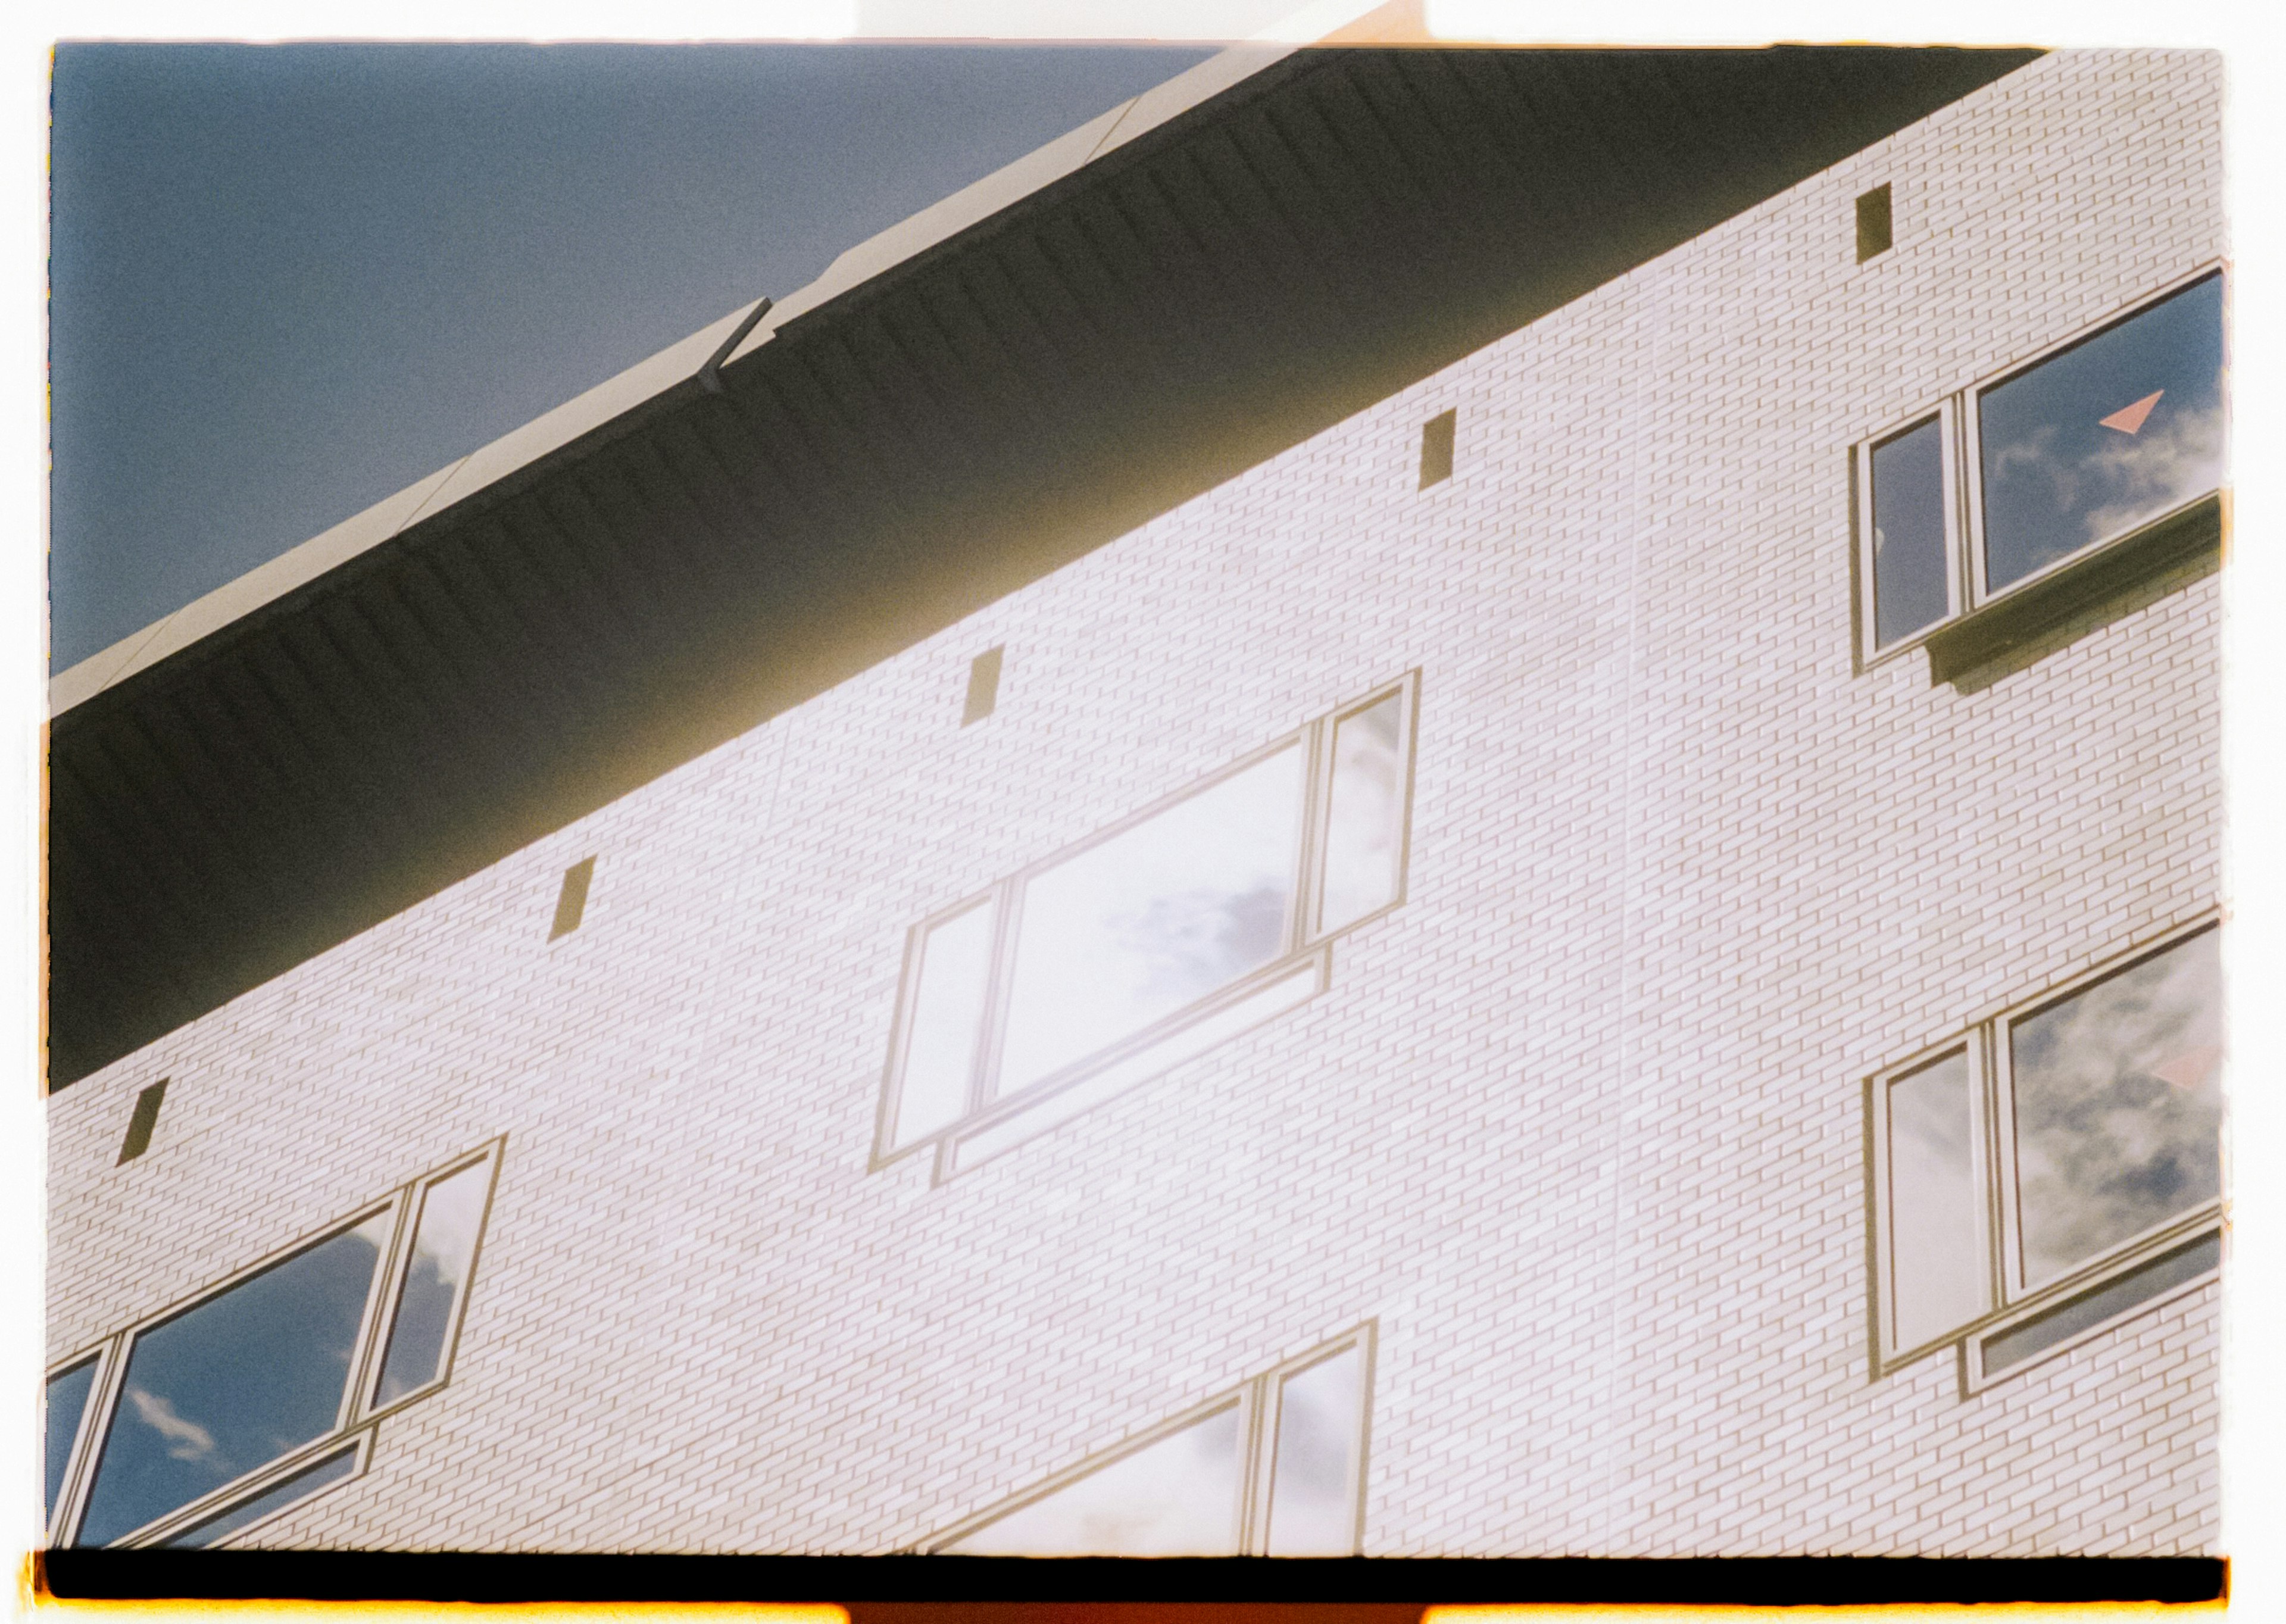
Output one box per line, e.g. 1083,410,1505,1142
1856,183,1893,262
963,646,1004,726
117,1079,168,1164
1418,409,1456,489
550,858,595,941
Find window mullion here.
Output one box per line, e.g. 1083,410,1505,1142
347,1183,422,1423
1238,1372,1275,1557
1293,717,1332,951
50,1332,128,1547
970,877,1024,1114
1987,1018,2028,1308
1954,390,1985,610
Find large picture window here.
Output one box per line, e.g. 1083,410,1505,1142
1854,269,2225,663
877,675,1417,1181
929,1326,1373,1557
43,1144,500,1548
1867,922,2222,1390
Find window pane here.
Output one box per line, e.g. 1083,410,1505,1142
1869,417,1949,647
160,1445,360,1548
1885,1051,1988,1350
942,1401,1245,1556
76,1212,390,1547
890,901,995,1145
373,1162,491,1407
1265,1345,1364,1556
998,745,1303,1095
1319,694,1406,934
45,1358,99,1530
1979,274,2224,592
2012,929,2223,1288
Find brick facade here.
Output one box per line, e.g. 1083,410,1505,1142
46,48,2224,1557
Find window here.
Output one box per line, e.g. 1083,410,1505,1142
1856,183,1892,263
877,676,1417,1181
963,645,1004,724
930,1326,1373,1556
1854,270,2225,663
551,858,595,940
117,1078,168,1164
1868,922,2221,1390
43,1143,500,1548
1419,410,1456,488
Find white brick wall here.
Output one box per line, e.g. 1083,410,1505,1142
46,48,2225,1557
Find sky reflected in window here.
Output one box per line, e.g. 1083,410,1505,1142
374,1162,489,1407
1979,274,2223,592
45,1358,99,1529
944,1401,1244,1556
1870,416,1948,647
1886,1050,1988,1348
1319,694,1406,934
2012,928,2222,1287
76,1211,389,1547
998,746,1301,1094
1264,1345,1363,1556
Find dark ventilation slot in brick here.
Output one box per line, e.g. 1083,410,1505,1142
1856,183,1894,262
117,1079,168,1164
963,646,1004,726
1419,409,1456,489
550,857,595,941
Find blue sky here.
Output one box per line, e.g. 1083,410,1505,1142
48,42,1214,668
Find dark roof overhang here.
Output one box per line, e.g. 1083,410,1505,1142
48,43,2041,1087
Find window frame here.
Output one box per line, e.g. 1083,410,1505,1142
1866,917,2223,1389
873,673,1420,1182
1853,264,2226,671
1852,399,1963,658
44,1139,503,1549
923,1322,1376,1557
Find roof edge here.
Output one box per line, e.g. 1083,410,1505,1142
48,7,1409,719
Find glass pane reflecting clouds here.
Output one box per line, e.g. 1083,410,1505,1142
374,1161,490,1407
1886,1051,1987,1349
944,1402,1244,1555
2012,928,2222,1286
160,1445,359,1548
1320,695,1406,934
1265,1345,1363,1556
1870,417,1948,647
999,747,1302,1094
78,1212,389,1547
892,901,995,1145
1980,273,2224,591
45,1358,98,1528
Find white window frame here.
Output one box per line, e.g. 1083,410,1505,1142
875,673,1420,1183
924,1323,1376,1557
1853,263,2226,670
1867,917,2223,1390
45,1139,504,1549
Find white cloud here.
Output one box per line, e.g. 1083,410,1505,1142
126,1385,217,1462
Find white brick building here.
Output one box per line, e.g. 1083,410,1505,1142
43,42,2226,1574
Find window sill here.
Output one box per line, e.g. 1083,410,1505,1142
933,947,1332,1183
1957,1219,2221,1394
1925,494,2223,693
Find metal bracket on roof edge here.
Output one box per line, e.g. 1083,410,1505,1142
699,296,775,395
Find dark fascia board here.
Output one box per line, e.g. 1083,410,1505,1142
47,46,2045,1088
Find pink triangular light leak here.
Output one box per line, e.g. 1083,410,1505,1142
2100,389,2164,435
2153,1045,2221,1091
